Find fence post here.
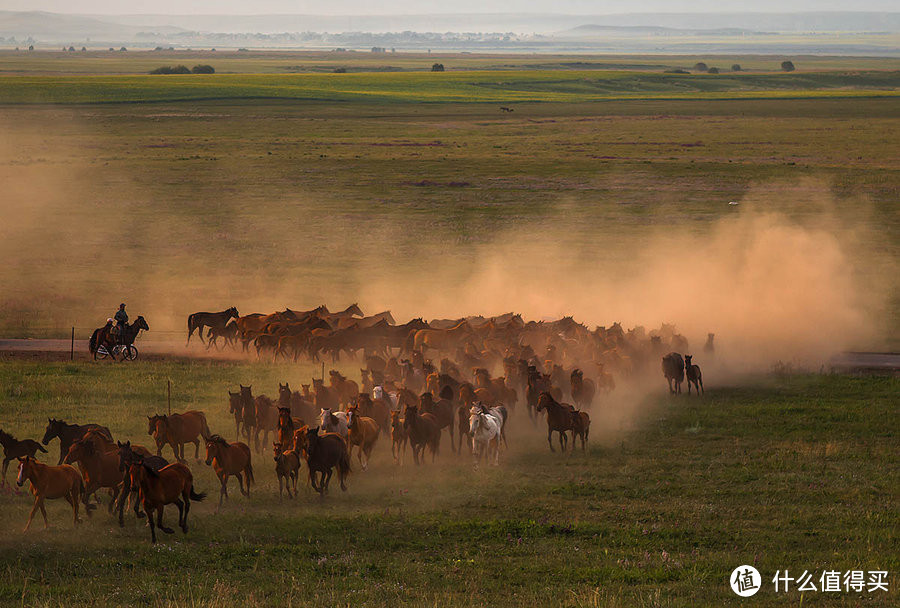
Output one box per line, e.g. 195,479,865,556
70,326,75,361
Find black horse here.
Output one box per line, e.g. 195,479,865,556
89,316,149,360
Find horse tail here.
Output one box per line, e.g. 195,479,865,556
89,329,99,354
338,445,352,478
245,461,255,487
189,486,207,502
186,313,196,345
36,444,48,453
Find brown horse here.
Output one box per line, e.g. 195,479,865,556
419,392,455,449
662,352,685,394
187,307,239,345
204,435,254,509
329,370,359,406
0,429,47,486
64,436,122,514
228,390,243,439
536,392,587,453
273,442,301,498
148,411,211,461
390,410,407,465
255,395,277,452
354,393,391,433
16,456,84,532
276,407,300,448
346,404,380,471
570,369,596,410
127,455,206,543
114,441,164,526
413,321,472,354
403,404,440,465
304,427,351,496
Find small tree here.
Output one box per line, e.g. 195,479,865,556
731,64,742,71
81,47,86,52
333,67,347,73
781,60,795,72
120,46,127,52
693,62,708,72
431,63,445,72
707,67,720,74
191,64,215,74
28,45,34,51
68,46,75,52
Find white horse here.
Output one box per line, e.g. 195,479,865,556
373,386,399,409
320,408,349,439
469,403,504,466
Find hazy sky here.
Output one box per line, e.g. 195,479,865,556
5,0,898,15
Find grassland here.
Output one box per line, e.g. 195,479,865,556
0,357,896,606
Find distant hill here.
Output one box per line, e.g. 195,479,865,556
560,24,760,37
0,10,185,42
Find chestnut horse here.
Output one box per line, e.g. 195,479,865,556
403,404,440,465
127,455,206,543
0,429,47,486
16,455,84,532
304,427,351,496
64,436,123,514
204,435,254,509
346,404,380,471
685,355,703,395
148,411,211,461
187,307,239,345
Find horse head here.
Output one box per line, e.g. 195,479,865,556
42,418,62,445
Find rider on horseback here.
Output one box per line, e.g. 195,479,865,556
113,303,128,345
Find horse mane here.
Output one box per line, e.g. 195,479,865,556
208,434,229,447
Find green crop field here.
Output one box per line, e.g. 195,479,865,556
0,358,896,607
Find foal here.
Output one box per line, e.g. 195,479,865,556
685,355,704,395
273,442,301,498
0,429,47,486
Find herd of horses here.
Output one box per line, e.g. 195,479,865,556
3,304,708,543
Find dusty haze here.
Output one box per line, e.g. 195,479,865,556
0,113,894,375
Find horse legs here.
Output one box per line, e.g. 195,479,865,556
558,431,567,453
145,504,157,543
218,474,228,509
174,498,186,533
322,469,333,494
547,427,555,452
193,439,200,460
237,472,249,497
23,496,43,532
116,484,129,527
107,485,121,514
157,505,174,534
182,494,191,533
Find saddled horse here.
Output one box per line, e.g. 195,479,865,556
187,307,239,345
89,316,149,360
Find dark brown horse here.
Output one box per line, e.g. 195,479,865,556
419,392,455,449
115,441,166,526
403,404,440,465
187,307,239,345
570,369,596,410
42,419,112,465
685,355,704,395
89,316,149,359
662,352,685,394
536,392,589,453
304,427,351,496
0,429,47,486
127,455,206,543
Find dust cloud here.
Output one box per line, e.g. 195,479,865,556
0,113,893,377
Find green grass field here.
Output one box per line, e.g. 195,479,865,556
0,358,896,606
